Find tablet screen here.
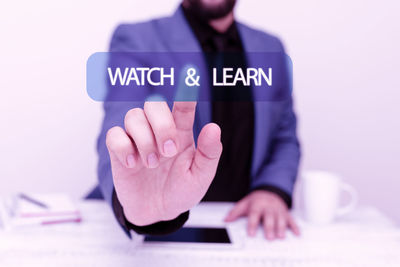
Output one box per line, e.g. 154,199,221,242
144,227,231,243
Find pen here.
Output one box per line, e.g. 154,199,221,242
18,193,49,209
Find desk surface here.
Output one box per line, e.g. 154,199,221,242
1,201,399,267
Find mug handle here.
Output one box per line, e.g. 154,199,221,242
336,182,358,217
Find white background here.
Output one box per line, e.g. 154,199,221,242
0,0,399,222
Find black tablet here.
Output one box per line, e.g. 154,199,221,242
144,227,231,244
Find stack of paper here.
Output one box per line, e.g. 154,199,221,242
0,193,81,229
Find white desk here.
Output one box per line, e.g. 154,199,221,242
0,201,399,267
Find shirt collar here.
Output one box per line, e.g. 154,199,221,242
181,4,241,49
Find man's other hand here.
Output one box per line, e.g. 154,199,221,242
224,190,300,240
106,101,222,226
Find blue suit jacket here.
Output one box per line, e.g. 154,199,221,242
97,7,300,211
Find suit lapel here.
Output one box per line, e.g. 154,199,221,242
162,7,201,52
238,24,270,174
162,10,266,156
162,7,211,136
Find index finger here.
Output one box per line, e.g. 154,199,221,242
172,101,197,132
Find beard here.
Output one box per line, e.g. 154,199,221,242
186,0,237,20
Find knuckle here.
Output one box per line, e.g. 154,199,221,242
263,224,271,231
264,217,274,228
106,127,133,154
249,223,257,230
249,219,258,227
105,127,121,148
249,214,260,223
266,223,274,230
143,101,151,110
143,101,159,111
249,206,262,214
155,122,176,137
174,102,196,113
143,143,157,152
124,108,144,125
265,217,275,227
135,140,156,153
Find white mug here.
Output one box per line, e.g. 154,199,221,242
302,170,358,224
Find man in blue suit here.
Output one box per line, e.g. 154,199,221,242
97,0,300,240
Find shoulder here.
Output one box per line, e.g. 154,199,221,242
109,16,172,51
237,22,285,52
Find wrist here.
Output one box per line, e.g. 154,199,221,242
122,205,182,226
250,185,292,208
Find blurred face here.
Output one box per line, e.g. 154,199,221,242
185,0,237,20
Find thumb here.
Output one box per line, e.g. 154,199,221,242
224,199,249,222
190,123,222,187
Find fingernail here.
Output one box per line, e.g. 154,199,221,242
147,153,159,168
126,154,136,168
163,139,177,157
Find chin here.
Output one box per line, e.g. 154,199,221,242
201,0,227,6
